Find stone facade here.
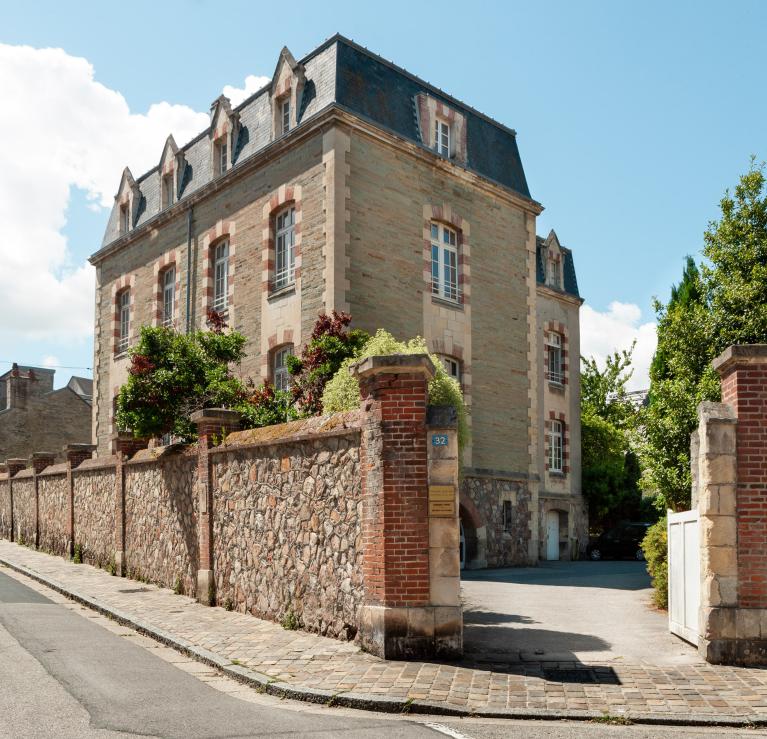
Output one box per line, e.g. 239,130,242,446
211,431,362,638
89,36,583,565
0,365,92,462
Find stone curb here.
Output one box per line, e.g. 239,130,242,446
1,553,766,728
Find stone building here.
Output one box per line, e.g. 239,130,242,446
89,35,585,565
0,364,93,461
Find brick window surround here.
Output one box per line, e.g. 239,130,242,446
544,411,570,475
543,321,569,386
422,204,471,308
111,273,136,357
152,249,181,328
261,184,303,297
200,220,236,323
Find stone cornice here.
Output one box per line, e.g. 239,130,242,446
536,283,584,307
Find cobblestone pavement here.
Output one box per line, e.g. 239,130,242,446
2,540,767,722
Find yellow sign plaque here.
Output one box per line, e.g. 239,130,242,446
428,485,456,517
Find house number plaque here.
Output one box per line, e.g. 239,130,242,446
428,484,456,517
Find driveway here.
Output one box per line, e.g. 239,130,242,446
461,560,701,666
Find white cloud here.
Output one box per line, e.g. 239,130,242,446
580,301,657,391
223,74,271,107
0,44,210,343
41,355,60,368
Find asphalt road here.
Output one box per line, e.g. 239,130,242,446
0,567,763,738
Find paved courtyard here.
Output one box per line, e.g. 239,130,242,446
461,561,701,666
2,541,767,723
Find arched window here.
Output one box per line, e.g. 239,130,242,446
272,345,293,392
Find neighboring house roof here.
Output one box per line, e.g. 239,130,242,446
67,376,93,403
0,365,55,382
97,34,533,253
536,233,581,300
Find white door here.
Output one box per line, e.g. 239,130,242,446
546,510,560,561
668,509,700,644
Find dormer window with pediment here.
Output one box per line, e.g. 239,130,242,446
270,47,305,141
158,135,180,210
542,230,563,290
415,93,467,164
209,95,239,178
115,166,141,236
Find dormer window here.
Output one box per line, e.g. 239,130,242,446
548,258,561,289
162,174,174,209
119,203,130,234
215,139,228,176
434,118,450,157
280,98,291,135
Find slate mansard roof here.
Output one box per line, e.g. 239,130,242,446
98,34,533,252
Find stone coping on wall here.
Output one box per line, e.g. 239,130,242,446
38,463,69,477
77,456,118,471
12,469,33,480
713,344,767,373
127,444,197,466
211,410,363,455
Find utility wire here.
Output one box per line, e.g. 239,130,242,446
0,360,92,372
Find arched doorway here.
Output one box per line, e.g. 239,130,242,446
459,498,487,570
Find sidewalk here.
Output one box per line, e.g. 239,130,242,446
1,540,767,726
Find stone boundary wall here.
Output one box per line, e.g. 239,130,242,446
0,355,463,658
38,468,69,557
124,452,198,595
211,426,362,638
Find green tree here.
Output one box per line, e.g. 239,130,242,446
580,345,642,529
641,160,767,511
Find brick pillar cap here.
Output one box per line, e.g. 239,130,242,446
712,344,767,376
6,458,27,465
190,408,242,426
63,443,96,453
30,451,56,460
350,353,435,380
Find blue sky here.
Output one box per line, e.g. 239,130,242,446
2,0,765,388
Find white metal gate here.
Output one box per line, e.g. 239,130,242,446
668,509,700,644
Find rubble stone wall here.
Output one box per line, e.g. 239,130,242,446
38,469,69,556
0,478,9,539
12,474,35,545
73,464,116,568
211,430,363,639
124,452,199,595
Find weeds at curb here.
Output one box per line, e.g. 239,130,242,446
591,714,633,726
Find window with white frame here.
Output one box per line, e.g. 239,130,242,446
162,266,175,327
549,420,563,473
434,118,450,157
280,98,291,135
119,203,130,234
548,258,561,289
215,138,228,175
441,356,461,384
117,290,130,354
431,222,459,302
274,206,296,290
162,174,174,208
547,333,563,385
213,241,229,312
273,345,293,392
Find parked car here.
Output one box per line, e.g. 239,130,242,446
587,522,651,561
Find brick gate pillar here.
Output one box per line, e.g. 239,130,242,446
353,354,462,658
191,409,241,605
704,344,767,663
